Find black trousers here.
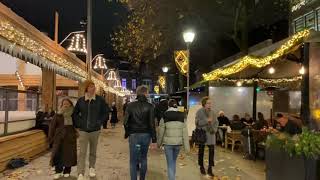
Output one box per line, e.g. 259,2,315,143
103,119,109,129
54,146,72,174
198,145,215,167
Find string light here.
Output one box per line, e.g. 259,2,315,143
93,55,107,70
106,70,118,81
158,76,166,89
0,21,125,96
202,29,310,81
174,50,189,75
67,33,87,54
216,76,302,84
299,66,305,75
236,81,242,87
268,67,275,74
114,79,122,88
154,85,160,94
15,71,24,88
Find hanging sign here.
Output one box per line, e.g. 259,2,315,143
174,50,189,76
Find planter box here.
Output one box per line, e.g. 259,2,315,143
266,149,320,180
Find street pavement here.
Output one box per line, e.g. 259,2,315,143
0,124,265,180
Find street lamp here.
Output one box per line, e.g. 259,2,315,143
60,31,87,54
183,30,195,110
162,66,169,73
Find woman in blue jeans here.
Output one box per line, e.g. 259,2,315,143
158,99,190,180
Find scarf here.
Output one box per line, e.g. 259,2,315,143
59,107,74,125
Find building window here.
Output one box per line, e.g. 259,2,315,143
294,17,305,33
132,79,136,90
121,78,127,88
317,9,320,31
305,12,315,30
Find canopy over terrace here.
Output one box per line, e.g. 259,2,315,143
0,2,124,97
192,30,320,124
201,30,320,88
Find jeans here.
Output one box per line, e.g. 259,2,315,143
198,145,215,167
164,145,180,180
78,130,100,175
129,133,151,180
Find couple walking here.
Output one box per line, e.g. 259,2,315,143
49,80,109,179
124,85,190,180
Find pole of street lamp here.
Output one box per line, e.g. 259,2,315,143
86,0,92,80
186,44,190,111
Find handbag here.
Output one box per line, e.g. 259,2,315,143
192,128,207,144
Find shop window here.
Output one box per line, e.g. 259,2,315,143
305,12,315,30
122,78,127,88
294,17,305,33
132,79,137,90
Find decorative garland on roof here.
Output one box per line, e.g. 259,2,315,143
202,29,310,81
216,76,302,84
0,20,125,96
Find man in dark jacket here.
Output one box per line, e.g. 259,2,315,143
123,85,157,180
72,80,108,180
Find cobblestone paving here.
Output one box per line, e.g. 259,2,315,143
0,125,265,180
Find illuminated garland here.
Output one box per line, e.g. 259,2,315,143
216,76,302,84
0,21,125,96
203,29,310,81
154,85,159,94
174,50,189,75
158,76,166,89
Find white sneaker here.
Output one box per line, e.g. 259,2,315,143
63,174,70,177
89,168,96,177
53,173,62,179
77,174,84,180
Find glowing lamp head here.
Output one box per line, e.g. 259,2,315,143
183,30,195,43
162,66,169,73
236,81,242,87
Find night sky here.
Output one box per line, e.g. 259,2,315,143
2,0,127,59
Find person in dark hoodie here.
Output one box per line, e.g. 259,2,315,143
72,80,109,180
123,85,157,180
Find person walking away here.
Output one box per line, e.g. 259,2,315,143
217,111,230,146
123,85,157,180
155,99,169,126
110,102,118,128
196,97,218,177
102,104,111,129
123,98,130,116
72,80,108,180
48,98,77,179
158,99,190,180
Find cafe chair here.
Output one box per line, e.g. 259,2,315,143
225,131,243,152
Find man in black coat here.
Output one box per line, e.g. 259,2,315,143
123,85,157,180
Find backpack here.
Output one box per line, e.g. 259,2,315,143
7,158,28,169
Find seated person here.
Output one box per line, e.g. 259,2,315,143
217,111,230,126
230,114,246,130
253,112,269,130
276,113,302,135
241,113,255,126
217,111,230,146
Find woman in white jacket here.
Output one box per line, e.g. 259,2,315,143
158,99,190,180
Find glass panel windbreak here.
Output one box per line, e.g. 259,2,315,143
305,12,315,30
317,9,320,31
294,17,305,33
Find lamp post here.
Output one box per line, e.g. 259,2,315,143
162,66,169,93
183,30,195,110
